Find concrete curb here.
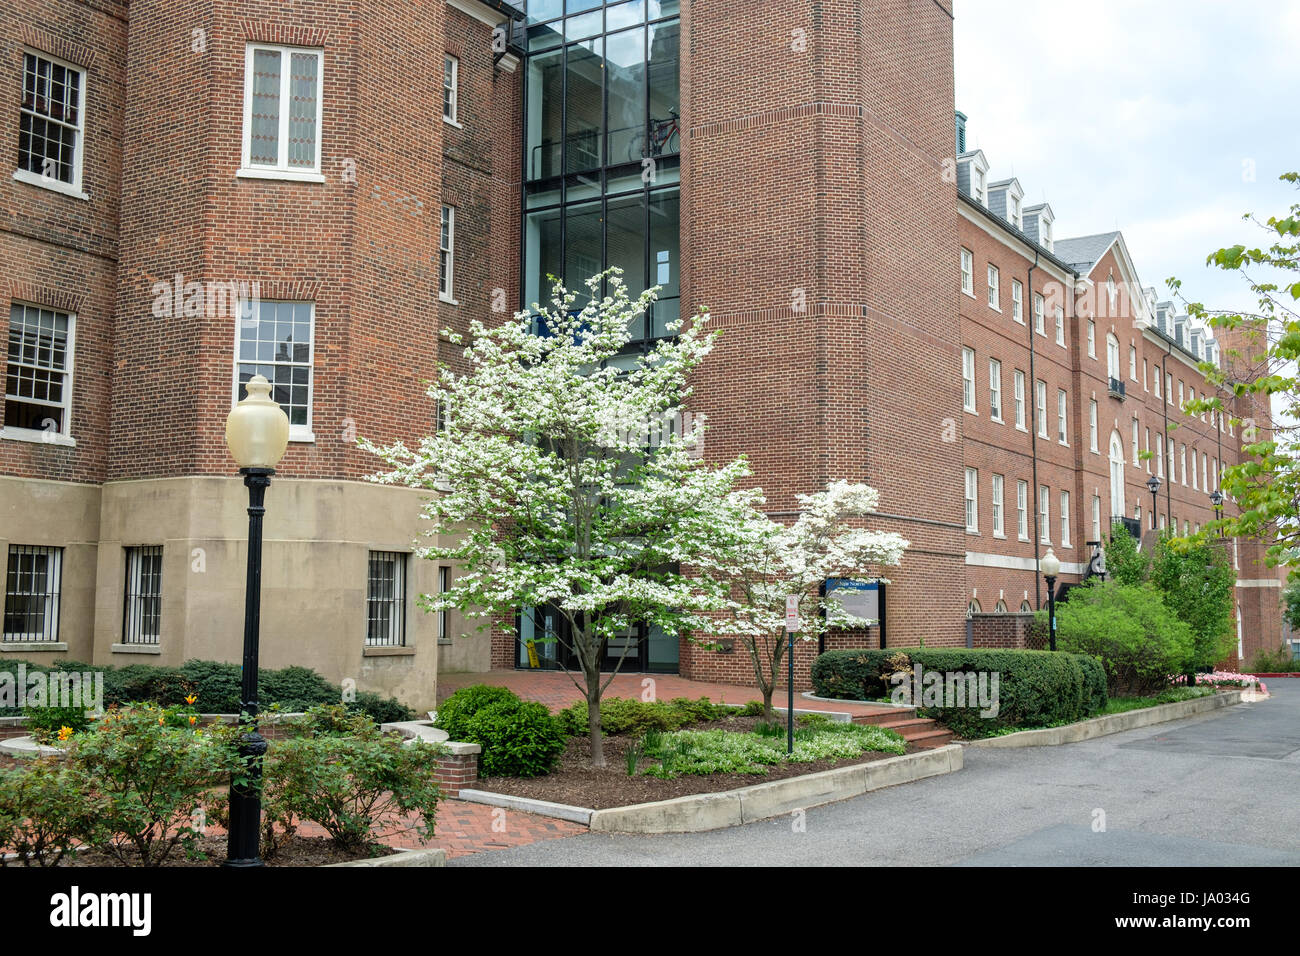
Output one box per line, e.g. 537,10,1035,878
325,846,447,867
585,744,963,834
965,690,1247,748
0,735,63,758
457,789,593,825
800,691,912,709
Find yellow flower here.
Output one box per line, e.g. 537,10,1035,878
158,716,165,725
57,726,74,741
189,715,198,725
185,694,198,705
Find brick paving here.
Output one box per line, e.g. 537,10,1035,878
438,668,899,718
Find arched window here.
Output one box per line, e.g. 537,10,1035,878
1109,431,1125,518
994,600,1008,613
1019,600,1032,612
1106,333,1121,380
967,599,981,617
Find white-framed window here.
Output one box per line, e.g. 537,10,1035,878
1212,457,1218,491
1131,417,1140,466
437,565,450,642
1192,447,1199,490
989,358,1002,421
1091,495,1101,541
1060,490,1071,546
1144,427,1151,472
443,54,459,125
962,347,976,413
1142,358,1149,391
1089,399,1099,453
1156,432,1165,477
1016,480,1029,541
994,599,1008,613
439,205,456,302
366,551,408,646
1202,452,1208,492
1011,279,1023,323
1013,370,1026,430
1034,293,1045,335
1038,484,1051,544
1160,513,1167,530
16,50,86,197
1010,194,1021,229
1129,343,1137,380
1057,389,1068,444
973,165,987,205
1168,433,1176,479
1086,320,1096,358
992,473,1004,537
1166,372,1173,405
235,300,314,440
4,302,75,444
1055,306,1065,347
1154,368,1162,399
965,467,979,533
240,44,324,180
987,264,1000,310
1035,379,1048,438
122,545,163,645
1178,381,1185,411
1180,443,1187,485
3,544,62,642
1106,334,1121,380
960,248,974,296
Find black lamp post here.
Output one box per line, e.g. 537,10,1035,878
1041,547,1060,652
1210,489,1224,525
1147,474,1161,531
223,374,289,868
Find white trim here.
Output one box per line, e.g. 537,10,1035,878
4,302,77,442
965,551,1087,575
0,427,76,447
235,167,325,184
11,169,90,200
1236,579,1282,588
440,205,456,301
447,0,507,28
17,49,86,195
443,53,459,125
240,44,324,178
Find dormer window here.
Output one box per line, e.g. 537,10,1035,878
1009,194,1021,229
1041,218,1053,251
974,166,986,205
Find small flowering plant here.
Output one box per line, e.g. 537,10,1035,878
1169,671,1268,695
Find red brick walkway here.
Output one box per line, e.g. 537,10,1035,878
437,669,896,718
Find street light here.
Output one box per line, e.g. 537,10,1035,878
223,374,289,868
1041,547,1060,652
1209,489,1224,525
1146,474,1161,531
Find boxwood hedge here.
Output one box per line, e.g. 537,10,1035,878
811,647,1107,738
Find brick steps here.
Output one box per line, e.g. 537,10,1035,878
852,709,956,749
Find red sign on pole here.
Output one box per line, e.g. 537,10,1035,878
785,595,800,633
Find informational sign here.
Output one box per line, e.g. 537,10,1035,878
785,595,800,633
824,579,881,623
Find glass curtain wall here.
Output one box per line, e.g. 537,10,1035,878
523,1,680,363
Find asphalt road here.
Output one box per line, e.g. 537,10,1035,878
455,680,1300,867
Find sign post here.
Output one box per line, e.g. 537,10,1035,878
785,595,799,755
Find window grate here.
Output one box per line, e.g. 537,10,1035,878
3,544,62,642
366,551,407,646
122,545,163,644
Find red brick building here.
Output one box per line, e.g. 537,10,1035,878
1,0,1286,707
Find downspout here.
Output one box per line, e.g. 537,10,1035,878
1024,252,1045,606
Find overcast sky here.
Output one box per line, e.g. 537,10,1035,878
953,0,1300,317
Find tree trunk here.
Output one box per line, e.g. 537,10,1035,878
585,667,605,768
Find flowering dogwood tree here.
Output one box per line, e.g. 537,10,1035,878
710,482,909,721
364,272,763,766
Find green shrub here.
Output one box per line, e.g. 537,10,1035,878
0,759,107,866
261,665,339,711
349,691,414,724
1249,645,1300,672
434,684,522,740
642,722,905,777
1053,582,1195,695
465,699,566,777
556,696,735,737
21,704,93,743
812,646,1108,739
176,660,243,712
263,705,443,854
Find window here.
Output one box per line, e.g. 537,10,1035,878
1143,358,1149,391
1016,480,1029,540
5,303,74,440
968,599,981,617
1060,490,1071,545
1212,457,1218,491
241,44,323,178
3,545,62,642
1038,485,1051,543
973,165,986,204
1055,306,1065,347
1110,431,1126,517
1035,380,1047,438
1191,447,1198,490
1156,433,1164,477
1144,427,1151,472
1154,369,1162,399
1013,370,1026,430
1129,343,1137,380
366,551,407,646
1092,495,1102,541
1178,381,1185,411
1131,417,1139,466
443,55,459,124
960,248,973,296
989,358,1002,421
1201,451,1208,492
17,51,85,194
122,546,163,645
1010,194,1021,228
437,566,450,643
987,264,1000,310
235,300,314,439
1057,389,1068,444
439,205,456,302
1086,320,1096,358
1167,434,1175,480
1089,399,1098,453
992,474,1004,537
962,347,976,413
1020,599,1032,613
1011,279,1023,323
1180,444,1187,485
1034,293,1045,335
1106,334,1120,380
965,467,978,533
1166,372,1173,405
995,600,1008,613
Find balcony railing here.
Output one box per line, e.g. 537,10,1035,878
1111,516,1141,540
1107,377,1126,400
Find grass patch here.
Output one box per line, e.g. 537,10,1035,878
1098,686,1216,715
640,721,905,778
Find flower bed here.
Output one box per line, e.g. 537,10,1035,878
1170,671,1269,696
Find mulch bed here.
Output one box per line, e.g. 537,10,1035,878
472,714,918,810
34,834,398,867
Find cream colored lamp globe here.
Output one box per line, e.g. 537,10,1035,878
1041,547,1061,579
226,375,290,469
